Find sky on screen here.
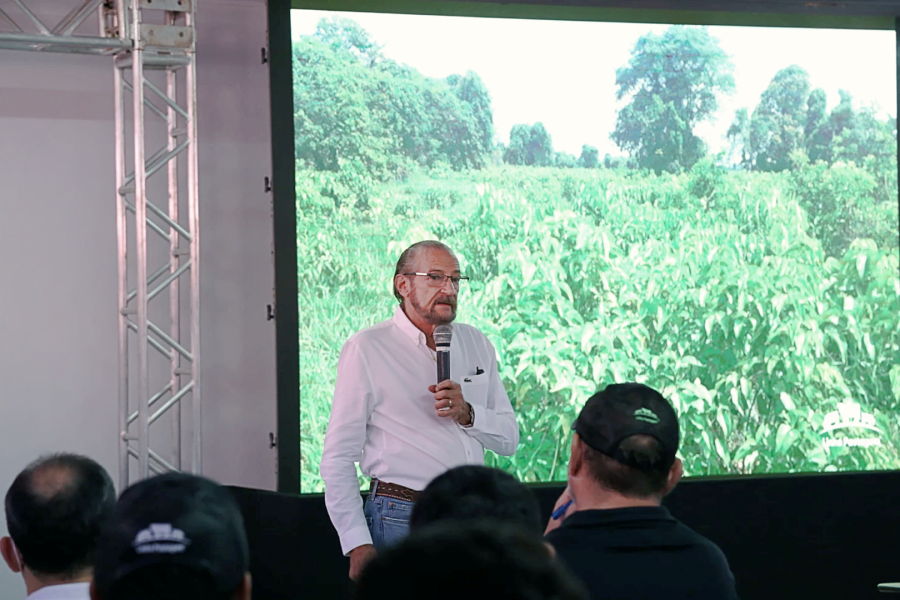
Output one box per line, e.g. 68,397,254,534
291,10,896,157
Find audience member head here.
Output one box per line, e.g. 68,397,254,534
90,472,251,600
356,520,588,600
569,382,683,505
410,466,542,535
1,453,115,594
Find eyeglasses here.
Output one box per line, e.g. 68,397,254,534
403,272,470,289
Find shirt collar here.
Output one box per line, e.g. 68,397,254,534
27,582,91,600
561,505,674,529
392,305,427,346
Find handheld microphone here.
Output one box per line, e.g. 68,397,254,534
434,325,452,384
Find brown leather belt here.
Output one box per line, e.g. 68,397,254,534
370,480,421,503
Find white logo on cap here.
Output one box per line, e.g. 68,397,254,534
133,523,191,555
634,408,659,425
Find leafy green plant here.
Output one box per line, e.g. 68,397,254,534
789,159,898,259
297,164,900,492
293,18,900,494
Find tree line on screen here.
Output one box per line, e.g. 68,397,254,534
294,17,900,493
292,18,493,175
293,19,896,259
294,19,894,177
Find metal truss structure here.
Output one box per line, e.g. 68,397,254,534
0,0,200,489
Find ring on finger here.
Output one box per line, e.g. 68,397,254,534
449,400,453,408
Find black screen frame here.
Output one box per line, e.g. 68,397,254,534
269,0,900,495
268,0,301,494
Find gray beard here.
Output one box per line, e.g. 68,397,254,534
408,296,456,325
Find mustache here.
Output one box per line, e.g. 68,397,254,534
434,296,457,308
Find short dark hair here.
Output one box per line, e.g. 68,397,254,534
392,240,456,303
356,520,588,600
5,453,115,577
103,564,235,600
582,434,670,498
410,466,542,535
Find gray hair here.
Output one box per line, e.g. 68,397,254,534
393,240,456,304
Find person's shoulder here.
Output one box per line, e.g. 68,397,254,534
672,519,733,567
453,322,493,344
452,321,479,336
453,323,501,359
344,317,395,348
671,520,738,594
544,519,583,549
34,581,92,600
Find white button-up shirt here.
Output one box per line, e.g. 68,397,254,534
27,583,91,600
321,307,520,554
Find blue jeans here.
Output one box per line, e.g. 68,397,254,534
364,484,413,551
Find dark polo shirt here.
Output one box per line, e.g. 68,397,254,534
545,506,738,600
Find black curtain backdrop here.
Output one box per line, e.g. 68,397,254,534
229,470,900,600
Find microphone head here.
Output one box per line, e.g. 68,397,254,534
434,325,453,348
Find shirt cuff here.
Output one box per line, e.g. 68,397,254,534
339,524,373,556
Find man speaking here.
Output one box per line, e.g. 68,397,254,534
320,240,519,580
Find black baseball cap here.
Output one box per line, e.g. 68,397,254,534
93,472,249,597
572,383,680,472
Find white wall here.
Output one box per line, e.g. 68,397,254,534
194,0,277,491
0,0,277,596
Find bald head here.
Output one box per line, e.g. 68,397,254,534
28,464,79,500
4,454,115,578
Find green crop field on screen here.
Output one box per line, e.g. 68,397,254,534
291,8,900,493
